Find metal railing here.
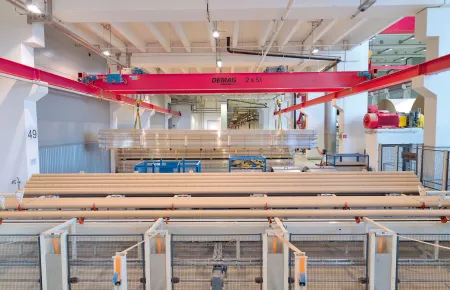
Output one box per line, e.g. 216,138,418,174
379,144,450,190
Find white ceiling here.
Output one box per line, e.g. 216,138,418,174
51,0,442,73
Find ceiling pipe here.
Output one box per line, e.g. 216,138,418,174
3,196,448,210
1,209,450,219
226,37,340,63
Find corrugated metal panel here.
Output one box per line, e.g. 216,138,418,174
39,142,110,173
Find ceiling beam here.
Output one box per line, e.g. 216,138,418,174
206,22,217,53
62,23,101,45
158,67,171,74
144,23,171,52
195,67,202,73
144,67,158,74
170,22,191,53
325,18,368,45
232,21,239,48
180,67,188,73
348,18,402,48
84,23,127,52
54,1,433,22
302,19,337,51
277,20,304,51
112,23,147,53
259,20,275,48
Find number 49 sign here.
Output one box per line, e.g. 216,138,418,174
28,129,37,139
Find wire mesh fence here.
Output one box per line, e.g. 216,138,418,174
421,149,446,190
0,235,41,290
67,235,145,290
397,234,450,290
379,144,418,173
379,144,450,189
171,234,262,290
290,234,367,290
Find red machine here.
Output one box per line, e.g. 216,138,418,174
363,109,399,129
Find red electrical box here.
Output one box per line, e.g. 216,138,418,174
364,110,399,129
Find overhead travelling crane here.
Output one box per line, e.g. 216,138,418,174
2,53,450,116
83,71,368,94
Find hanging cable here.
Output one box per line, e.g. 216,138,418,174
133,100,142,132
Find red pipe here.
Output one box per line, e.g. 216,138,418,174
0,58,181,116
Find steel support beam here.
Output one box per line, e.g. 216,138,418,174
275,53,450,115
91,71,366,94
0,57,181,116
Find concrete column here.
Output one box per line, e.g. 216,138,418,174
0,2,48,192
302,93,325,159
412,7,450,147
324,101,337,154
335,42,369,154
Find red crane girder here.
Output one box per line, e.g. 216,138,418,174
91,72,367,94
274,53,450,116
0,58,181,116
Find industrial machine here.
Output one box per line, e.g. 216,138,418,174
365,105,424,129
363,109,400,129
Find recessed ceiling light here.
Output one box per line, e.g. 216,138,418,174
102,50,111,56
212,29,220,39
27,4,42,13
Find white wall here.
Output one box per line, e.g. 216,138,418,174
191,112,221,130
191,99,221,130
170,104,192,129
34,26,106,79
35,25,109,146
33,26,110,174
37,90,110,146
